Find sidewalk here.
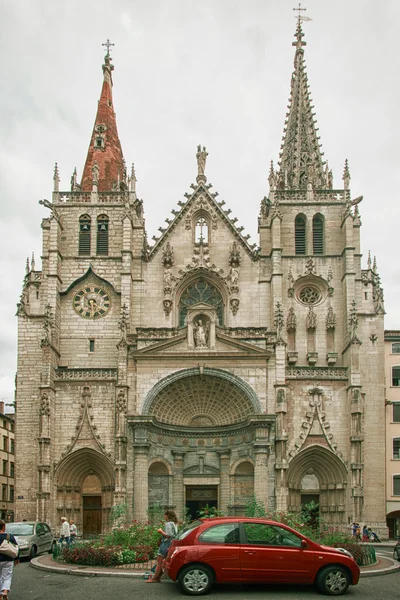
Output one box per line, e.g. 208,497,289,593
31,551,400,579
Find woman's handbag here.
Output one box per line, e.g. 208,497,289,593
0,534,19,558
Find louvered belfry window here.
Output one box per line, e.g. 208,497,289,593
79,215,91,256
313,215,324,255
295,216,306,255
97,215,109,255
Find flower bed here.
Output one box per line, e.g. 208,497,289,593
60,541,155,567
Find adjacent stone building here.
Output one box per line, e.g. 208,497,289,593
15,22,387,537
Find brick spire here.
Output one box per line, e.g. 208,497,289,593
80,45,125,192
276,19,327,190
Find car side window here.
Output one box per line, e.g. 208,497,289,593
243,523,302,548
43,524,50,533
199,523,239,544
36,523,44,535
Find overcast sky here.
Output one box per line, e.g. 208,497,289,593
1,0,399,408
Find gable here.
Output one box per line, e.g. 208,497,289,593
147,183,259,262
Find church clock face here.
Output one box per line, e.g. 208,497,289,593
72,286,111,319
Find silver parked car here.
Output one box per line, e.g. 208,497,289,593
5,521,55,559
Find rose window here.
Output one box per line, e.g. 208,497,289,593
298,286,321,305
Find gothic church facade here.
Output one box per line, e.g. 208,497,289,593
16,23,387,537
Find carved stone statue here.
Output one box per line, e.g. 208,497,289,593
196,145,208,176
163,268,172,289
228,266,239,287
194,318,209,348
92,161,99,185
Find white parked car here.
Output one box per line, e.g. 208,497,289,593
6,521,55,559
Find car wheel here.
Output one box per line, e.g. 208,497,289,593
29,545,37,560
48,541,55,554
394,547,400,562
316,566,350,596
178,564,214,596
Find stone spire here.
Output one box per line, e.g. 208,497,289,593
276,19,327,190
80,42,125,192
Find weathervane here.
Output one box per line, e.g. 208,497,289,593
293,3,312,23
102,38,115,56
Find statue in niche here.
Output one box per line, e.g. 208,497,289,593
277,389,286,404
163,268,172,290
194,317,209,348
92,161,99,185
228,266,239,288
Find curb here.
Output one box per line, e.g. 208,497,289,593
360,553,400,578
30,556,145,578
31,553,400,579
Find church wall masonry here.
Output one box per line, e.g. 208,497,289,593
15,20,388,537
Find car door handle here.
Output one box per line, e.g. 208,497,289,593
244,550,256,555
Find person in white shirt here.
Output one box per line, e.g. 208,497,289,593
59,517,70,546
69,520,77,543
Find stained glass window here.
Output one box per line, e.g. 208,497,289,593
179,278,223,327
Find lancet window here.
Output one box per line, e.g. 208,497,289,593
96,215,109,255
313,215,324,255
179,278,224,327
78,215,91,256
295,215,306,255
195,216,209,244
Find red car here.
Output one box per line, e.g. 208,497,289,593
163,517,360,596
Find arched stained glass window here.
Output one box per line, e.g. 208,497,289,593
179,278,223,327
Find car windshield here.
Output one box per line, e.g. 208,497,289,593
6,524,34,536
175,520,203,541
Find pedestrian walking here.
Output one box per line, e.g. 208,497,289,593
58,517,70,546
0,519,18,600
69,520,77,544
362,525,369,542
146,510,178,583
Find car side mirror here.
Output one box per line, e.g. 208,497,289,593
300,539,307,548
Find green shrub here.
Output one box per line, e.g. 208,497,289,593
103,520,161,553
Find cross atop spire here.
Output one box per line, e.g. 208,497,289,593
293,2,307,21
102,38,115,57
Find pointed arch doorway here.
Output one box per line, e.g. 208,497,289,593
55,448,115,536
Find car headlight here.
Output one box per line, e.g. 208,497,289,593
169,548,179,560
336,547,353,559
17,539,29,547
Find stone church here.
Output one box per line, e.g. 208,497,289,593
15,22,387,537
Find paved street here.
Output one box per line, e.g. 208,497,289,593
8,554,399,600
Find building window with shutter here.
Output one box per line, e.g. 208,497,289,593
79,215,91,256
313,215,324,254
295,215,306,255
392,343,400,354
393,438,400,459
97,215,109,255
394,474,400,496
392,366,400,386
